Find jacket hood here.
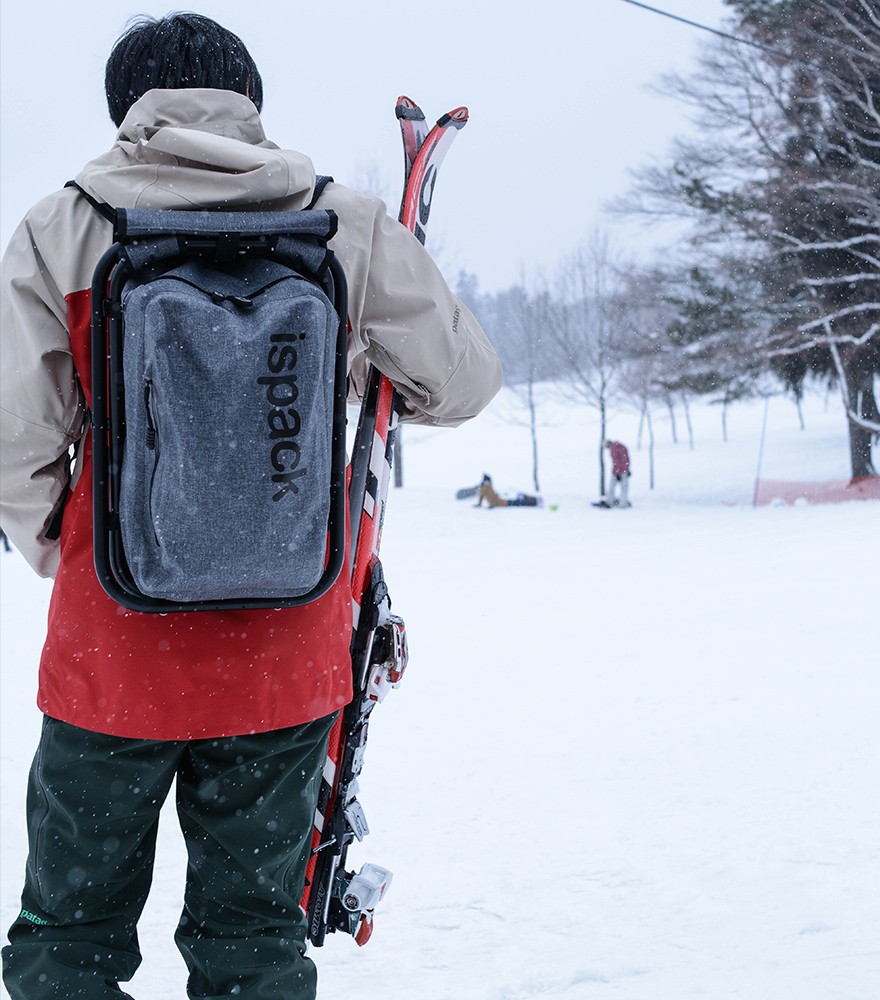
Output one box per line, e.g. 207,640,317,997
76,89,316,211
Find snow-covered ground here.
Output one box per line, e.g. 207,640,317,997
2,388,878,999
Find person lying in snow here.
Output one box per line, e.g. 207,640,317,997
474,474,540,508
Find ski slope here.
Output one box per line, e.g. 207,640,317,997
2,388,878,1000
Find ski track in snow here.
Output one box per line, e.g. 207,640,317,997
2,388,879,1000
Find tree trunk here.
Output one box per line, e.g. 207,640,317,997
721,400,729,443
646,405,655,490
681,393,694,450
847,418,876,480
834,349,878,480
666,394,678,444
598,399,607,498
528,380,541,493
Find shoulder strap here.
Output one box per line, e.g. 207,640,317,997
308,175,333,209
64,181,117,225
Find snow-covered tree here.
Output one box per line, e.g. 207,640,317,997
622,0,879,478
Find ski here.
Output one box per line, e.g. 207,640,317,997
396,95,428,219
400,105,468,246
302,98,468,949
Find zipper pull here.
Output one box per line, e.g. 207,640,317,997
144,381,157,449
210,291,254,309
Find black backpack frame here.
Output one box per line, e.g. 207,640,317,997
88,205,349,613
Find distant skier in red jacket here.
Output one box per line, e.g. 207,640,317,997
603,439,632,508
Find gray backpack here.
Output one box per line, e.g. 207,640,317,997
84,193,348,612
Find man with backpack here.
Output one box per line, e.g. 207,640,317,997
0,13,501,999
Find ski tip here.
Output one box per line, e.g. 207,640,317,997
436,106,469,129
395,96,426,120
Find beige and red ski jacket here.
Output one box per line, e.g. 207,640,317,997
0,89,501,739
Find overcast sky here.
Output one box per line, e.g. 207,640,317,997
1,0,727,291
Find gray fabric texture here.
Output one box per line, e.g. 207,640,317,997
118,207,337,240
119,254,337,602
118,208,337,276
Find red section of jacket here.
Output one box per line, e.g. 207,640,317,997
36,289,353,739
609,442,630,477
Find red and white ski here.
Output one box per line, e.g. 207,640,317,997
396,95,429,219
400,104,468,247
301,99,469,948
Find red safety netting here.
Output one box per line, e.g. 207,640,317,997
754,477,880,507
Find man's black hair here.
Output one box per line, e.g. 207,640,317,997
105,12,263,127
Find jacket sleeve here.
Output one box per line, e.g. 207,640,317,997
0,216,86,577
331,190,502,427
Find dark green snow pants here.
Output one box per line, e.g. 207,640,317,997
1,712,336,999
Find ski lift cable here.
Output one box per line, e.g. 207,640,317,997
616,0,786,58
615,0,862,84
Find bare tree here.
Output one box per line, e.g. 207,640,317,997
620,0,879,478
462,273,563,494
495,286,551,493
547,232,629,497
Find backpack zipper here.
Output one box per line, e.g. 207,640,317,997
30,736,49,902
144,381,157,450
144,380,162,546
160,273,296,308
